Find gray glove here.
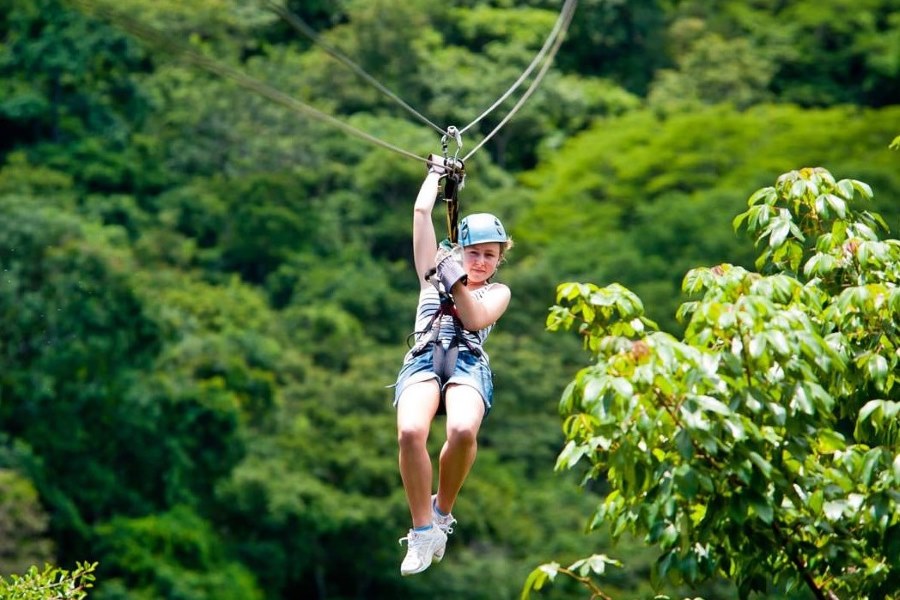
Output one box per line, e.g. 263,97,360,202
435,242,466,291
426,153,447,176
434,240,461,264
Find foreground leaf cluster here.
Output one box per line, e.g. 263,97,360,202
536,168,899,599
0,563,97,600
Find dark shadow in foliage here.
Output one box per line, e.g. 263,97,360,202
0,198,162,560
214,172,322,284
555,0,669,95
0,0,150,149
0,0,169,194
261,0,348,49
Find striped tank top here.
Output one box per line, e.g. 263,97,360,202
402,284,496,364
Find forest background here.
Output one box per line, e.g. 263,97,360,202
1,0,898,598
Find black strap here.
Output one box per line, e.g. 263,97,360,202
443,172,462,244
437,129,465,244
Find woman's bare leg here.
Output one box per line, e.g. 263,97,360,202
435,384,485,513
396,379,441,528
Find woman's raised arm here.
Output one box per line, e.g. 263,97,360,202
412,171,442,287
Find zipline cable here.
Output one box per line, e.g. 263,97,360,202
71,0,427,164
262,0,448,137
431,0,576,241
264,0,578,152
458,0,577,137
462,0,576,162
71,0,576,169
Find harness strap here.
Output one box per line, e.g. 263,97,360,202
408,288,482,374
443,173,462,244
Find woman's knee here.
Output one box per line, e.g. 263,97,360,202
398,424,429,450
446,422,478,448
395,381,439,449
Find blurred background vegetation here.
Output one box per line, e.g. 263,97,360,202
0,0,898,598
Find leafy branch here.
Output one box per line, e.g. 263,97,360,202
0,562,98,600
522,556,621,600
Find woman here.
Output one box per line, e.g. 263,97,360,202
393,160,512,576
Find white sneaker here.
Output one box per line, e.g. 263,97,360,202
432,494,457,534
431,494,457,562
399,526,447,576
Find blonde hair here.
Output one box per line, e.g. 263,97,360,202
499,237,514,264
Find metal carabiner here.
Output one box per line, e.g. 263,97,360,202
441,125,463,165
439,125,465,194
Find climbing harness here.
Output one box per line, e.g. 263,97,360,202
407,276,484,386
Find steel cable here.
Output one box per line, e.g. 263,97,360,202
463,0,577,162
71,0,428,163
264,0,578,162
458,0,577,137
263,0,449,136
72,0,577,167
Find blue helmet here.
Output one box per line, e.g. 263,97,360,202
459,213,508,247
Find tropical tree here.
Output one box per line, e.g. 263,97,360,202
526,167,900,599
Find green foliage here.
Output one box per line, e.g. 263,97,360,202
0,469,55,576
660,0,900,108
2,2,899,599
99,0,275,38
0,0,171,193
0,562,97,600
138,58,337,180
517,104,900,332
534,168,900,599
768,0,900,107
213,172,323,283
0,195,165,526
275,249,412,345
211,412,403,598
341,0,434,107
648,27,776,112
0,152,75,198
93,507,262,600
1,0,149,143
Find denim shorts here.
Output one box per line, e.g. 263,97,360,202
392,348,494,416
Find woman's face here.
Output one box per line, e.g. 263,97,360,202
462,242,502,284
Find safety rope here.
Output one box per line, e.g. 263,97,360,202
443,169,462,244
72,0,427,164
458,0,577,137
72,0,577,171
264,0,578,155
262,0,448,137
462,0,576,162
438,127,464,244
